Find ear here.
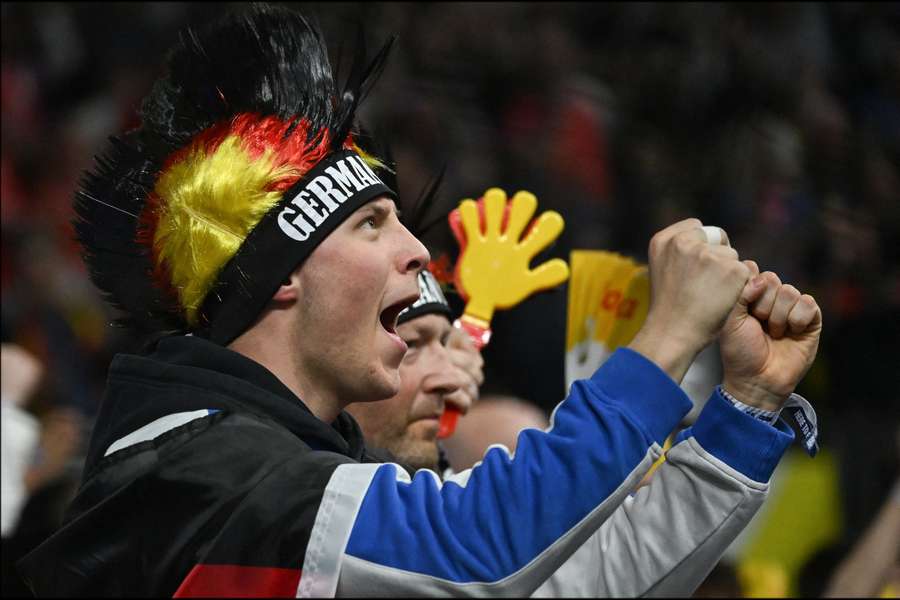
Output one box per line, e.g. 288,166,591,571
272,267,301,303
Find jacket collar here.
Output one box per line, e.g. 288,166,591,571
84,334,367,474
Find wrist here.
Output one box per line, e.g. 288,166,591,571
628,321,703,384
721,378,787,412
718,386,781,424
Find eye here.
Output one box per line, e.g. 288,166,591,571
361,215,378,229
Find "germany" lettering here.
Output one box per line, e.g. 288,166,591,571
277,154,385,242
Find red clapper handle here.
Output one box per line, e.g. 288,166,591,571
436,315,492,439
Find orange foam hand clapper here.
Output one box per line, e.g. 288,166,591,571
437,187,570,438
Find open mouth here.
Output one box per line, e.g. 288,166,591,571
379,294,418,335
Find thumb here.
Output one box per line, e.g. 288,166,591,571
723,275,765,334
737,274,766,311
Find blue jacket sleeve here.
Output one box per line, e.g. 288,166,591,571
314,348,692,596
675,387,795,482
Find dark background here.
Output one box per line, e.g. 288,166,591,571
2,2,898,596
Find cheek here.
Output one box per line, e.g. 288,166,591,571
398,363,421,399
352,394,411,440
336,268,388,328
303,259,382,330
328,243,388,287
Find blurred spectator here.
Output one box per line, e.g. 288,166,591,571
441,394,549,472
1,343,43,537
796,542,852,598
824,435,900,598
1,344,83,597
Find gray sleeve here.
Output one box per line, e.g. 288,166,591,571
532,436,768,597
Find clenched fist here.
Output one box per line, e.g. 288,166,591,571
629,219,751,383
720,262,822,411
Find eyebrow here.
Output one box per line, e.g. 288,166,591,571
364,198,397,219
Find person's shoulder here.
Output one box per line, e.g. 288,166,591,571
81,409,313,495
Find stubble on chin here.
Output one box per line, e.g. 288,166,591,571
397,444,439,472
378,430,439,472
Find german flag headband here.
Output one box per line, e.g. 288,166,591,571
72,4,399,346
198,148,396,344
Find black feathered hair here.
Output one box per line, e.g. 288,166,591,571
73,3,396,339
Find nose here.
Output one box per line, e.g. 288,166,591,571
421,346,462,399
442,386,472,417
399,224,430,274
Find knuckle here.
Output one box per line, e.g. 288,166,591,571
676,232,697,249
697,249,715,267
731,264,750,282
684,217,702,228
762,271,781,285
782,284,801,299
684,237,703,257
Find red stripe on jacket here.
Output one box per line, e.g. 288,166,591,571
174,564,302,597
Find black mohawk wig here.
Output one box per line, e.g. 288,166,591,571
73,3,396,338
139,3,393,148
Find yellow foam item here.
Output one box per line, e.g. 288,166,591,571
565,250,649,389
736,448,844,597
456,188,569,322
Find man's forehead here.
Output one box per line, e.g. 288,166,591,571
358,195,398,213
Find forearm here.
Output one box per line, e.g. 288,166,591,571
533,388,793,597
627,326,699,386
824,482,900,598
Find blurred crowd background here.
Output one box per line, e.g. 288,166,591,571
2,2,898,597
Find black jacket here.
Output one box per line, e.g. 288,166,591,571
18,334,394,596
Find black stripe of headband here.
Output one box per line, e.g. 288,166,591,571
197,149,396,345
397,269,453,325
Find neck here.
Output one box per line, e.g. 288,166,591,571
228,317,343,424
